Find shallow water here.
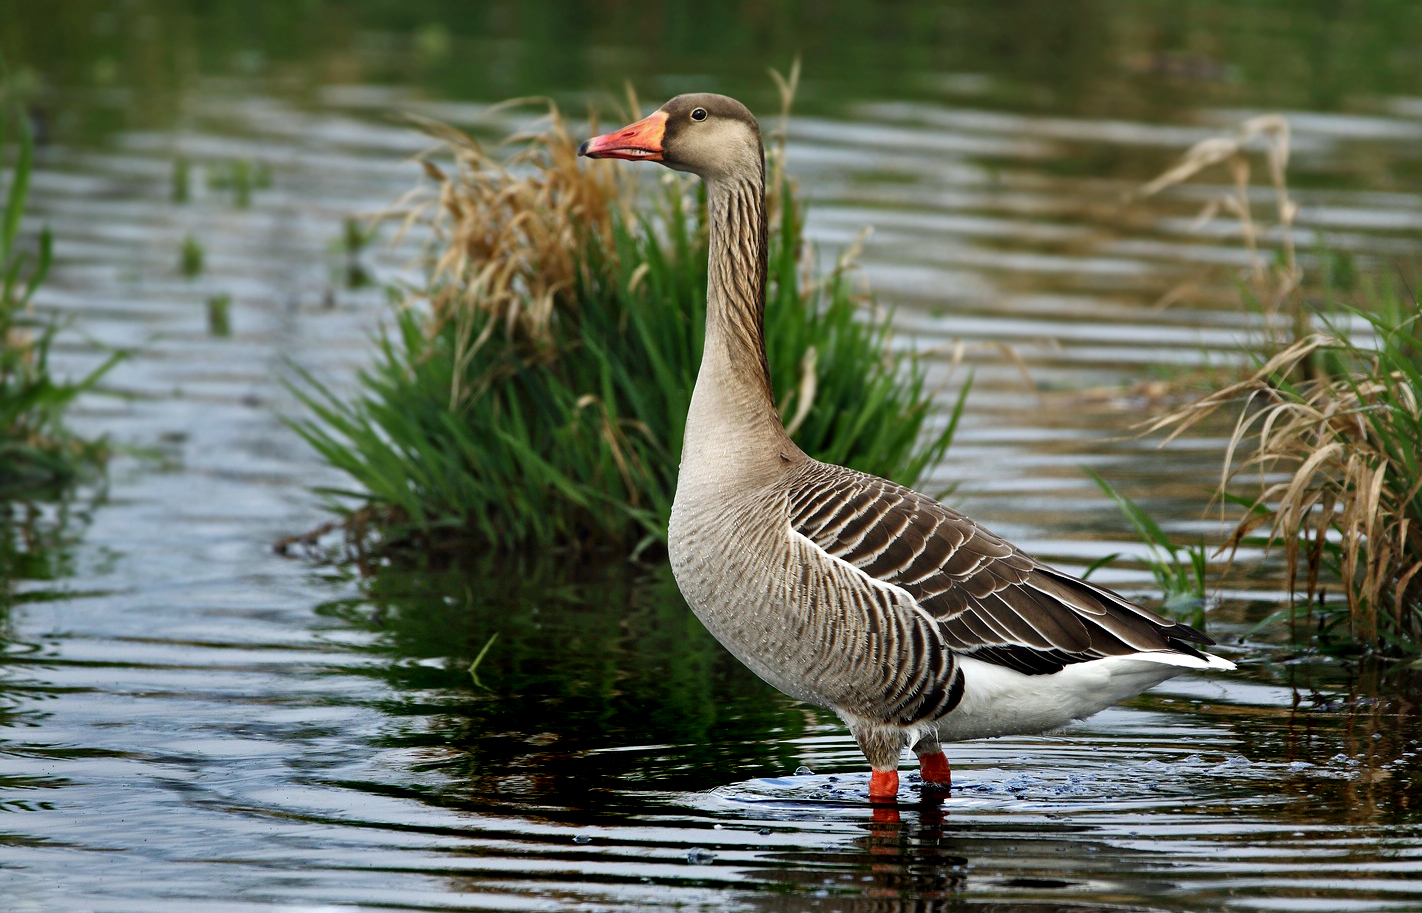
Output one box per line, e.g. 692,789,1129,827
8,555,1422,911
6,3,1422,910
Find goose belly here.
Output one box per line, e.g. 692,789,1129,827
668,497,959,723
668,493,1191,741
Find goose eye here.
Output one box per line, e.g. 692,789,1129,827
690,107,708,122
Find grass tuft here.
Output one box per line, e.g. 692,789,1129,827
288,93,964,560
1136,114,1422,651
1146,286,1422,650
179,233,204,278
2,95,118,496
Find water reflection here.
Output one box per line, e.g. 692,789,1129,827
0,492,103,622
1238,658,1422,828
754,814,975,910
745,812,1173,913
318,556,827,803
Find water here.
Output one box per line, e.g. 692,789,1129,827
5,3,1422,909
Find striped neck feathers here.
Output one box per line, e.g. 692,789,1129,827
703,171,774,407
677,165,802,494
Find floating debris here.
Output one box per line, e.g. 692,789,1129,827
686,848,716,865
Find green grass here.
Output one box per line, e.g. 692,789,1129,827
1082,469,1211,626
337,217,375,289
288,106,965,559
206,294,231,337
207,158,271,209
179,233,204,278
172,155,190,203
1,99,118,496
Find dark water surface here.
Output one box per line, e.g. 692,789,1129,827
6,3,1422,910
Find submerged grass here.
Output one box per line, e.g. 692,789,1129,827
289,91,964,560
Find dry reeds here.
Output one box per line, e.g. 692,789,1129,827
395,104,627,396
1146,299,1422,647
1134,114,1306,342
1138,115,1422,650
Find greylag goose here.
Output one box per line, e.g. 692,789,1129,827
580,94,1234,802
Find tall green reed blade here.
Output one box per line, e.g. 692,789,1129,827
2,86,118,493
1084,468,1211,623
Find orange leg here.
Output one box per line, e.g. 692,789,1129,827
868,769,899,802
918,750,952,789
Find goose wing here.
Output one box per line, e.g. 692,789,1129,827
783,461,1214,676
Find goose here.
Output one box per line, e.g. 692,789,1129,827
579,93,1234,802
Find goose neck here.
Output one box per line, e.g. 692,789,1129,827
678,171,797,491
703,173,771,393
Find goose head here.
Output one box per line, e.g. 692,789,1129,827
579,93,763,183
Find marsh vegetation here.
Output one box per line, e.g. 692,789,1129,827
1,101,115,496
1134,116,1422,653
290,95,963,559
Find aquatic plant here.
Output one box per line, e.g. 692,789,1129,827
207,158,271,209
206,293,231,337
288,94,964,559
1,103,117,496
179,233,204,278
1082,469,1211,625
1147,285,1422,652
338,216,375,289
171,155,190,203
1131,115,1422,652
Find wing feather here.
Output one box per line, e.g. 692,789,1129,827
784,461,1214,676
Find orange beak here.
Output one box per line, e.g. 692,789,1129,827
578,110,668,161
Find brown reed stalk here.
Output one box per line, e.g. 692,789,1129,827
1138,116,1422,649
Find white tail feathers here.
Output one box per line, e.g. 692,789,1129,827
1124,649,1237,672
